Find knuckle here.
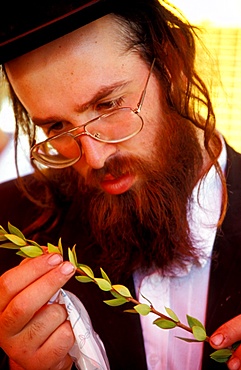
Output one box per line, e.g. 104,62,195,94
0,296,27,331
49,303,68,321
0,309,17,331
10,296,28,319
52,342,70,360
43,304,68,329
27,320,45,341
0,271,13,299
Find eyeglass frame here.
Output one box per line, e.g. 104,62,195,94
30,58,156,167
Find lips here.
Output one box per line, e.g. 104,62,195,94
100,173,135,195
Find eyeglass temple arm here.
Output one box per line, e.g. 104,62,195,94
136,58,156,113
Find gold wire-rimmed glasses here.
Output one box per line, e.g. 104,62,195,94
30,59,155,169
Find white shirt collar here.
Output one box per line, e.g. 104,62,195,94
187,136,227,269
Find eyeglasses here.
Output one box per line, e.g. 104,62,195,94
30,59,155,169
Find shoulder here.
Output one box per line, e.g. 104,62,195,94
220,142,241,236
226,144,241,185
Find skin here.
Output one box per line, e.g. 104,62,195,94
0,254,76,370
210,317,241,370
6,16,162,195
1,14,241,370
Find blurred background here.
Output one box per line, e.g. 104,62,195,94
172,0,241,151
0,0,241,182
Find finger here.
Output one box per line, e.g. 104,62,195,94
227,344,241,370
0,253,63,311
210,315,241,349
11,321,75,370
36,321,75,369
14,304,69,352
1,261,75,336
10,354,73,370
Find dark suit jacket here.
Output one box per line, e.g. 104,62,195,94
0,144,241,369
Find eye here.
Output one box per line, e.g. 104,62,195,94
46,121,67,136
95,97,124,112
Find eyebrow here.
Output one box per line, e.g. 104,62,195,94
31,81,130,126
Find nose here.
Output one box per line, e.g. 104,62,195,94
80,135,117,169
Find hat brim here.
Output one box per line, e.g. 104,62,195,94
0,0,112,64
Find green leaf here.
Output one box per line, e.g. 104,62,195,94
75,275,93,283
104,298,127,306
20,246,43,258
153,318,177,329
192,326,207,341
47,243,60,254
16,250,29,258
58,238,63,256
78,264,95,278
8,223,26,240
72,245,78,264
26,239,41,247
5,234,27,246
110,290,124,299
0,242,21,249
95,278,112,291
186,315,206,331
68,247,77,267
0,226,7,233
165,307,179,322
210,349,232,363
0,235,8,241
112,284,132,298
134,304,151,316
100,268,111,284
124,309,138,314
176,336,202,343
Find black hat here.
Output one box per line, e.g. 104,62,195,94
0,0,113,64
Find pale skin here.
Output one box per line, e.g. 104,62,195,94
1,14,241,370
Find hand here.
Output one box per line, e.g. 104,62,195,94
210,315,241,370
0,253,76,370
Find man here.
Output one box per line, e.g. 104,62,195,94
0,0,241,369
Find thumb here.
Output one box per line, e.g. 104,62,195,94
210,314,241,349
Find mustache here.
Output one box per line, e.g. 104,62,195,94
84,154,157,188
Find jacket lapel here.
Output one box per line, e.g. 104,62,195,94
203,145,241,368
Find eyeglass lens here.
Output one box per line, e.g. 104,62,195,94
32,108,143,168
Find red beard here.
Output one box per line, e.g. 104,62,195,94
72,117,204,282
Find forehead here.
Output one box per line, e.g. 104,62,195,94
5,15,129,79
5,14,147,119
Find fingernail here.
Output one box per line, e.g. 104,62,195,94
48,253,63,266
229,357,240,370
211,333,224,346
60,262,75,275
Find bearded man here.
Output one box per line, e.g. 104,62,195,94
0,1,241,370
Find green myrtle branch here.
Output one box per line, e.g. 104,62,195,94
0,222,239,364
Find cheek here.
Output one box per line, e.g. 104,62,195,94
127,115,161,157
72,157,89,178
